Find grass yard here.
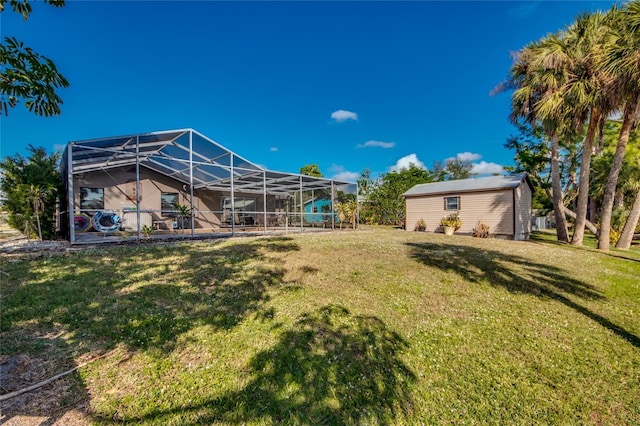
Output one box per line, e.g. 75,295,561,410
1,229,639,425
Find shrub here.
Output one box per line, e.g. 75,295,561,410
609,228,621,246
141,225,154,238
472,220,490,238
440,212,462,231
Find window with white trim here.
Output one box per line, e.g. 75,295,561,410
444,196,460,211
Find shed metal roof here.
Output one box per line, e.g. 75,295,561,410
403,173,530,197
67,129,354,195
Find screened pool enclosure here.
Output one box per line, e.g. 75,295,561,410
61,129,357,244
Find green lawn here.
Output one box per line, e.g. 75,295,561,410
1,229,639,425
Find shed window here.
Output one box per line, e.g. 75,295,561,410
444,196,460,211
161,192,179,216
80,188,104,211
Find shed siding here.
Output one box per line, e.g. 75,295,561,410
514,180,532,240
406,189,514,235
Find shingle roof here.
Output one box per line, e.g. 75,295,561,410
403,173,530,197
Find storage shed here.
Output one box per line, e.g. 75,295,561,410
403,173,533,240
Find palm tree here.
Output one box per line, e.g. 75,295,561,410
597,2,640,250
508,37,573,242
173,202,192,235
552,11,615,246
335,200,357,230
23,184,49,241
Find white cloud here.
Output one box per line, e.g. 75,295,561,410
390,154,426,172
333,171,360,181
331,109,358,123
456,152,482,162
446,152,482,163
329,164,359,181
472,161,504,175
270,147,278,152
356,140,395,149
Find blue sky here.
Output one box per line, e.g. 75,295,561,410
1,0,617,181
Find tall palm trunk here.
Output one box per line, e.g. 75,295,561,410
572,107,601,246
551,132,570,242
598,95,639,250
615,186,640,250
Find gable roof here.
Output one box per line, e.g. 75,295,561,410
403,173,531,197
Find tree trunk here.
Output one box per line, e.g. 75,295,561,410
615,186,640,250
598,96,639,250
588,197,598,223
541,187,598,235
550,132,570,242
572,107,601,246
34,203,43,242
563,208,598,235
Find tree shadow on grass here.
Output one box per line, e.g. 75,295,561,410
530,232,640,264
113,304,415,425
406,241,640,349
0,236,299,424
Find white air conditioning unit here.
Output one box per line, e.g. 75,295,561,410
122,211,153,231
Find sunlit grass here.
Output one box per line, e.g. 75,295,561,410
1,230,638,424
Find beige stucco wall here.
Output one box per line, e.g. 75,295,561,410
73,166,272,230
405,188,515,236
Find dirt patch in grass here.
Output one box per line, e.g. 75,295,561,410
0,353,89,425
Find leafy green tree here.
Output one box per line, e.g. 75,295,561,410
0,145,61,239
505,122,581,212
368,165,438,226
300,164,323,177
357,168,375,199
1,0,69,116
430,161,447,182
505,123,554,211
444,157,476,180
505,121,602,234
297,164,328,223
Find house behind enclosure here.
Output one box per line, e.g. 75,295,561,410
61,129,356,244
403,173,533,240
